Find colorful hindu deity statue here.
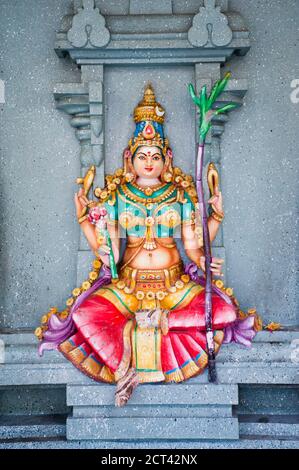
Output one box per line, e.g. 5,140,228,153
37,85,258,407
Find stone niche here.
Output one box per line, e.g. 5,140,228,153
0,0,298,449
53,0,250,283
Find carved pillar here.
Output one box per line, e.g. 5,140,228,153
54,1,110,283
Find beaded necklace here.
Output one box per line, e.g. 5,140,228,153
120,182,176,204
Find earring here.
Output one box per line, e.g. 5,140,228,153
161,148,174,183
125,172,135,183
123,148,137,183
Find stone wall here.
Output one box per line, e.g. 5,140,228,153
0,0,298,331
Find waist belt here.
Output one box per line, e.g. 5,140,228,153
113,261,190,297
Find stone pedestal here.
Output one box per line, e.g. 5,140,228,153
67,383,239,441
0,329,298,447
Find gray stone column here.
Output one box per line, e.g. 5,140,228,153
53,66,106,284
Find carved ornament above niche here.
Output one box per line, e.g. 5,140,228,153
188,0,233,47
67,0,110,48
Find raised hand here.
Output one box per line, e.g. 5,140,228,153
208,184,224,215
74,187,90,218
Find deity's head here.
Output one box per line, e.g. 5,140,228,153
124,84,174,183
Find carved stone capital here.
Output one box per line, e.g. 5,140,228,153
53,80,104,168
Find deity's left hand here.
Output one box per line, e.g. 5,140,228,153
199,256,224,277
207,185,223,215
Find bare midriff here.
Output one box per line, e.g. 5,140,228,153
121,236,181,270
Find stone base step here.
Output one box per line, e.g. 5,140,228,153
239,414,299,439
72,404,233,418
66,416,239,441
240,422,299,439
1,362,297,386
66,383,239,440
0,415,66,440
67,383,238,407
0,438,298,449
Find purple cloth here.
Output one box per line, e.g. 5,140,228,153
38,265,112,356
223,314,257,347
185,262,257,348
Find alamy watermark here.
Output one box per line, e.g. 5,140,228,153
290,79,299,104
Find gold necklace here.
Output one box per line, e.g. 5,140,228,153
120,183,176,204
131,180,167,196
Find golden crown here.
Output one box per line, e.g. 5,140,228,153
133,84,165,124
128,84,168,156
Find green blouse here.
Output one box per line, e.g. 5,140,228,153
103,182,196,238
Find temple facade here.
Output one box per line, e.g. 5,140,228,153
0,0,298,448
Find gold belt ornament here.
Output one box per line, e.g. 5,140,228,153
114,262,190,300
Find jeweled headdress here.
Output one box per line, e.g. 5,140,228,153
94,84,197,204
128,84,169,157
124,84,173,184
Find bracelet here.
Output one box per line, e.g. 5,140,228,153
211,211,224,223
93,248,108,259
96,234,106,246
78,214,88,224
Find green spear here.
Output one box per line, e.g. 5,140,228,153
188,72,238,382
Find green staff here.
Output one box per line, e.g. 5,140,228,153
188,72,238,382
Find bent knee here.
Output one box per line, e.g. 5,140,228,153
213,301,237,327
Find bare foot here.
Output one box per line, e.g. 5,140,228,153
115,367,139,407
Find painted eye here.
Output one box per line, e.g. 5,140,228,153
137,155,146,160
153,155,162,161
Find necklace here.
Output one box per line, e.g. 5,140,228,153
131,180,167,196
120,182,176,204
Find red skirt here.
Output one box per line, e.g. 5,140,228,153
59,290,237,383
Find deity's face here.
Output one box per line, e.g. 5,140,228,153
132,145,164,179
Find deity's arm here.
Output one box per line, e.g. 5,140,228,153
104,220,121,264
182,222,204,266
79,217,120,265
181,213,221,267
207,215,222,243
79,219,99,251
